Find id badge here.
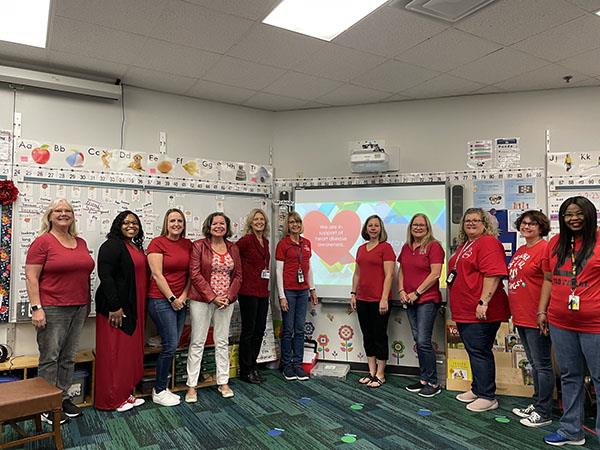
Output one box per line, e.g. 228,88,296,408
568,294,580,311
297,268,305,284
261,269,270,280
446,269,457,286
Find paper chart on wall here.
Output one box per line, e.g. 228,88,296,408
473,179,536,210
547,151,600,178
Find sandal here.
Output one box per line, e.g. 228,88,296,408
368,376,386,388
358,374,375,385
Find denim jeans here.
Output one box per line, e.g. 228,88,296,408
36,305,88,398
147,298,186,393
550,325,600,443
407,302,440,385
516,325,554,419
281,289,309,369
457,321,501,400
238,295,269,376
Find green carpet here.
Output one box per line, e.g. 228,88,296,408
2,372,597,449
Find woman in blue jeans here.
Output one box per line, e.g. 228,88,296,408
275,212,318,381
398,213,445,398
538,196,600,447
147,209,192,407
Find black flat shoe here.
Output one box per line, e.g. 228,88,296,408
253,369,266,382
241,372,262,384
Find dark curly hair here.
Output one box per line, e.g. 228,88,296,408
202,212,232,239
106,210,144,249
514,210,550,237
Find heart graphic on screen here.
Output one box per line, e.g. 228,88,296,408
303,210,361,265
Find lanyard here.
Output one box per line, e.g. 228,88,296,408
254,235,269,269
452,239,477,271
288,237,303,265
570,236,578,291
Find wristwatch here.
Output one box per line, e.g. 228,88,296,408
168,295,177,304
31,304,43,311
478,300,488,306
415,291,422,299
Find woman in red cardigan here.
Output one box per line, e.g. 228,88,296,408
185,212,242,403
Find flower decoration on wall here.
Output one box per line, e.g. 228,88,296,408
339,325,354,360
331,350,338,358
327,313,334,322
0,181,19,206
317,334,330,359
304,321,315,340
391,340,405,364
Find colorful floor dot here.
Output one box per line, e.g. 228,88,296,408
267,428,284,437
495,416,511,423
418,408,432,416
341,434,357,443
297,397,312,406
350,403,364,411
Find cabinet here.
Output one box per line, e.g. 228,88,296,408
0,349,96,407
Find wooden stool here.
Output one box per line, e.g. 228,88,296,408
0,377,64,449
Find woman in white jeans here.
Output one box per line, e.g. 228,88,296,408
185,212,241,402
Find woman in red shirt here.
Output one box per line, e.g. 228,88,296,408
147,208,192,407
449,208,509,412
507,210,554,428
237,208,270,385
351,215,396,389
276,212,318,381
186,212,241,402
538,197,600,447
25,198,94,424
398,213,445,398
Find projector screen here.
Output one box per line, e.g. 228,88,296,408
294,184,447,299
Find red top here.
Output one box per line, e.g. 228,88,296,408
275,236,312,290
448,235,510,323
398,241,445,304
237,233,270,298
507,240,547,328
542,232,600,333
146,236,192,300
26,233,95,307
355,242,396,302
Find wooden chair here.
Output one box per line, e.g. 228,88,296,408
0,377,63,449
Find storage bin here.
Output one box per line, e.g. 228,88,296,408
310,362,350,380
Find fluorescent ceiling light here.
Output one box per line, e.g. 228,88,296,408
0,0,51,48
596,9,600,16
263,0,388,41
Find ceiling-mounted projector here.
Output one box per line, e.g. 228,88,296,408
0,65,122,100
350,140,390,173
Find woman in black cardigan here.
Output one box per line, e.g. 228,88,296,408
95,210,148,412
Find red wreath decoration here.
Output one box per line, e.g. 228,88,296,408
0,180,19,206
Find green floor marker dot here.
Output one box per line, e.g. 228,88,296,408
495,416,510,423
350,403,363,411
341,434,357,443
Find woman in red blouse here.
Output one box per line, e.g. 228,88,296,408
507,210,553,427
351,215,395,388
186,212,241,402
449,208,509,412
237,208,270,384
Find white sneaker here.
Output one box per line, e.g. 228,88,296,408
126,395,145,407
466,398,498,412
164,389,180,401
456,390,477,403
116,401,134,413
520,411,552,428
512,404,535,418
152,388,181,407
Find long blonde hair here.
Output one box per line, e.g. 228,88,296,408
244,208,269,237
283,211,303,236
160,208,186,238
406,213,438,252
39,198,78,237
457,208,498,244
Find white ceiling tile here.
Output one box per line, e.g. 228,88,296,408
134,39,220,78
263,72,342,100
513,15,600,62
560,47,600,76
186,79,256,103
149,0,254,53
226,24,326,69
316,84,393,106
203,56,286,90
352,60,439,93
124,67,197,95
456,0,584,45
48,51,128,81
449,48,548,84
292,44,386,82
54,0,167,35
183,0,279,20
381,93,413,102
335,7,448,57
300,101,333,109
494,63,598,91
395,29,502,72
48,16,147,65
565,0,600,12
0,42,50,66
472,85,508,94
243,93,307,111
401,74,485,99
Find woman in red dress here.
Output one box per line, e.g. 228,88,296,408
95,210,148,412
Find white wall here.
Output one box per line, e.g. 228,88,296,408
272,86,600,178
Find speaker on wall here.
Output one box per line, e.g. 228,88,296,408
451,185,464,224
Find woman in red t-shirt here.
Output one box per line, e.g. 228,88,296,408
25,198,94,424
147,208,192,407
538,197,600,447
398,213,445,398
507,210,554,427
351,215,396,388
449,208,509,412
237,208,270,385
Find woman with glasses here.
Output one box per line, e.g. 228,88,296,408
507,210,554,428
398,214,445,397
449,208,509,412
95,211,148,412
276,212,318,381
538,197,600,447
25,198,95,424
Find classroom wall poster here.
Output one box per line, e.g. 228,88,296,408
0,204,11,322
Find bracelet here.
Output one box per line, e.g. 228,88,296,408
415,290,422,298
350,291,356,295
536,311,547,316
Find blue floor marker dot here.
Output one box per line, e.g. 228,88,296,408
297,397,311,406
418,408,432,416
268,428,284,437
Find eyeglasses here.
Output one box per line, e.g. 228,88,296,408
52,209,73,214
122,221,139,226
288,220,301,224
411,224,427,228
562,212,584,219
464,219,482,224
520,221,539,227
